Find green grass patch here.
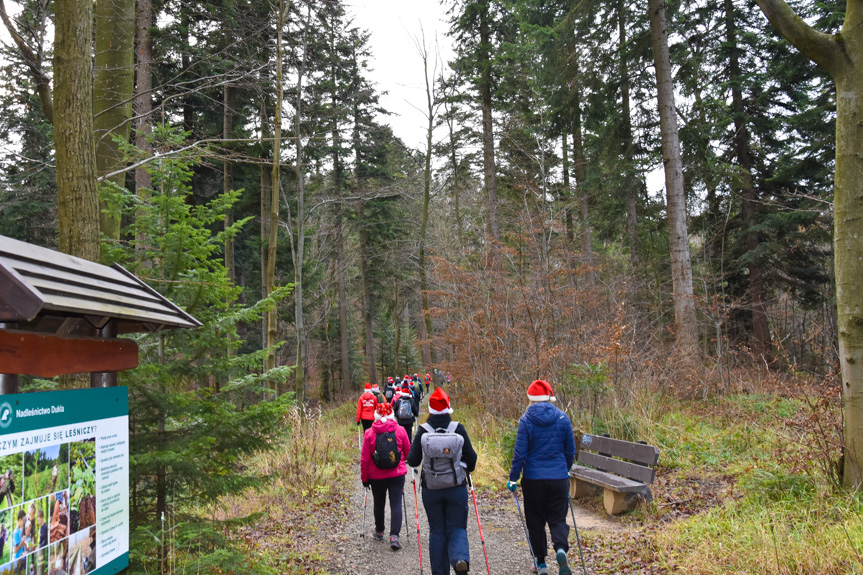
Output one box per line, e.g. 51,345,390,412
654,493,863,574
572,388,856,572
22,466,69,502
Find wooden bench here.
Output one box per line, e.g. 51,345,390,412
569,433,659,515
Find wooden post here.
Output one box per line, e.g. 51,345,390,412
0,323,19,395
90,320,119,388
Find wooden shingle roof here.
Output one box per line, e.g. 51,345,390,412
0,235,200,335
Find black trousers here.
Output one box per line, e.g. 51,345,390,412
361,419,373,431
371,474,405,536
521,478,570,564
399,422,414,445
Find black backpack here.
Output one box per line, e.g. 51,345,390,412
372,430,400,469
384,387,395,401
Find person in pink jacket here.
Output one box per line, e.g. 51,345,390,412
361,402,410,550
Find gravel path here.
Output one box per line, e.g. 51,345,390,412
323,457,624,575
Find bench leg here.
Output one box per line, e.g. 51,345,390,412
570,477,601,499
603,488,651,515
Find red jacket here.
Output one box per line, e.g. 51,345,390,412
356,391,378,422
360,419,410,482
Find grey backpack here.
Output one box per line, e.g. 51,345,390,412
420,422,466,489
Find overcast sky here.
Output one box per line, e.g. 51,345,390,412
346,0,455,153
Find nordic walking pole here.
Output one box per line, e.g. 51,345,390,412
357,424,361,450
403,488,409,541
511,488,539,572
468,474,492,575
412,468,424,574
567,495,589,575
360,486,369,538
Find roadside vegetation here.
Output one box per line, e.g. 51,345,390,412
216,371,859,575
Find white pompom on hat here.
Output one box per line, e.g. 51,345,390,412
375,402,394,421
428,387,453,415
527,379,556,402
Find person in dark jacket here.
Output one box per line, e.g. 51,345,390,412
407,387,477,575
370,383,386,404
37,509,47,548
392,387,419,443
508,380,576,575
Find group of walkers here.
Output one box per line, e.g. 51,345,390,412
356,375,580,575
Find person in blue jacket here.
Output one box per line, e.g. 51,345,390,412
508,380,575,575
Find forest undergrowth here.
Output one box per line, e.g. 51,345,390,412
212,369,861,574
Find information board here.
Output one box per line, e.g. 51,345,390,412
0,387,129,574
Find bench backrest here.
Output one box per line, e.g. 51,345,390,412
578,434,659,484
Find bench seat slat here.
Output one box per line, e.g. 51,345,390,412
577,451,656,484
580,434,659,466
569,464,647,493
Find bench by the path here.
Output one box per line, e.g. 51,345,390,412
569,433,659,515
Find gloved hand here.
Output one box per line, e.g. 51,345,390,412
362,481,370,490
507,481,518,493
356,421,361,427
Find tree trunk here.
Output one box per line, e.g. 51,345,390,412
180,9,194,135
330,31,351,392
725,0,772,362
260,95,272,374
93,0,135,242
266,0,285,386
393,283,401,375
619,0,639,266
134,0,153,255
479,4,501,242
224,87,235,285
561,131,574,244
336,208,351,391
648,0,700,372
0,0,53,124
358,203,379,386
294,7,310,403
419,42,435,369
446,106,464,246
753,0,863,489
55,0,99,262
571,79,595,286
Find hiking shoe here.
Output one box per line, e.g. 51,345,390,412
373,531,384,541
390,535,402,550
556,550,571,575
531,564,548,575
454,559,469,574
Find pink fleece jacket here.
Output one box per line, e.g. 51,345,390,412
360,418,410,482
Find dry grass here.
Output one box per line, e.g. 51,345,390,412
218,402,356,522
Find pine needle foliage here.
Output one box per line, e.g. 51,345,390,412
104,125,294,574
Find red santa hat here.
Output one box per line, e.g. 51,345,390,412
527,380,556,402
375,402,393,421
364,382,371,390
428,387,453,415
372,383,380,390
400,387,412,396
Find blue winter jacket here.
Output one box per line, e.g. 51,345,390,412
509,402,576,481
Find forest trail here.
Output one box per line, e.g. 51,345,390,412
323,395,626,574
323,472,626,574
